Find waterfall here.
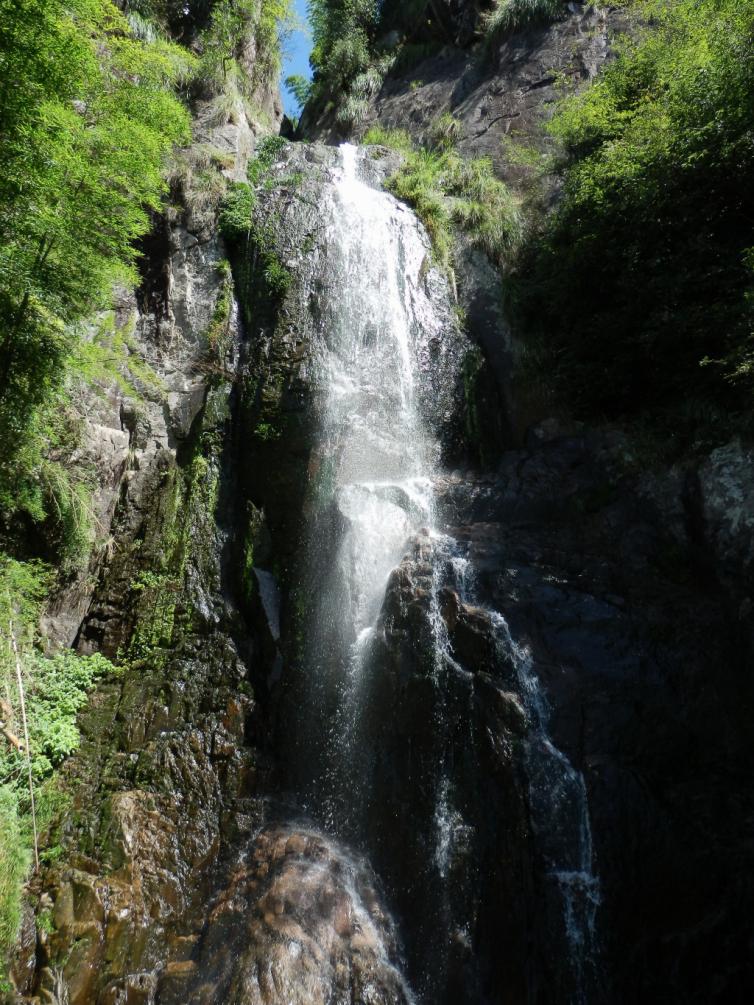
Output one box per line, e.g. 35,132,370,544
277,142,602,1003
488,609,602,1002
294,144,447,832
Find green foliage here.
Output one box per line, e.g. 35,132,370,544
387,148,454,270
366,129,522,273
285,74,313,110
0,555,117,971
195,0,293,97
0,308,162,569
25,653,117,775
255,0,296,90
0,0,193,552
219,183,257,241
483,0,566,39
445,155,523,264
363,126,413,152
0,786,29,967
262,257,292,296
305,0,392,123
254,421,281,441
304,1,455,122
309,0,377,83
126,0,214,37
0,554,50,648
515,0,754,438
0,563,118,787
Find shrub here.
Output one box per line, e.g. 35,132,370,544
483,0,566,39
428,112,462,151
364,130,522,273
0,556,118,975
513,0,754,440
285,73,312,109
219,183,256,240
0,0,193,550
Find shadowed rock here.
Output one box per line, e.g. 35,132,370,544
160,825,414,1005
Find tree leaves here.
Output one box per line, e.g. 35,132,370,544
0,0,193,535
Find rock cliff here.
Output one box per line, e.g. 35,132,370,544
8,4,754,1004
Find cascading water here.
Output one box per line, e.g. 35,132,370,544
293,144,451,832
488,609,602,1001
273,141,603,1003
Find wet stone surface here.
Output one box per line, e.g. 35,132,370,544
160,825,414,1005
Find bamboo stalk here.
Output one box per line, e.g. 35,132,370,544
9,622,39,871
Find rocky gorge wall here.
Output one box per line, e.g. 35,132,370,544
230,144,754,1005
7,48,286,1001
7,3,754,1004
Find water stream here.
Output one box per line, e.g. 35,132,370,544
282,143,601,1003
295,144,444,832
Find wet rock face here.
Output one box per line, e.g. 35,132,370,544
165,826,413,1005
358,536,557,1004
699,439,754,590
40,91,268,653
308,5,622,189
358,427,754,1004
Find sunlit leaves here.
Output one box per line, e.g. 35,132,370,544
0,0,192,529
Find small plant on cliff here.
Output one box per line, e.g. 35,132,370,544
247,136,290,185
219,183,256,241
364,128,522,274
428,113,462,151
483,0,567,39
204,260,235,368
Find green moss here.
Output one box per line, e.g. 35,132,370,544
254,421,281,442
462,347,485,449
128,571,180,659
206,260,234,363
124,432,223,668
240,503,268,605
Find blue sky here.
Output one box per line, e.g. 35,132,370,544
280,0,313,118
